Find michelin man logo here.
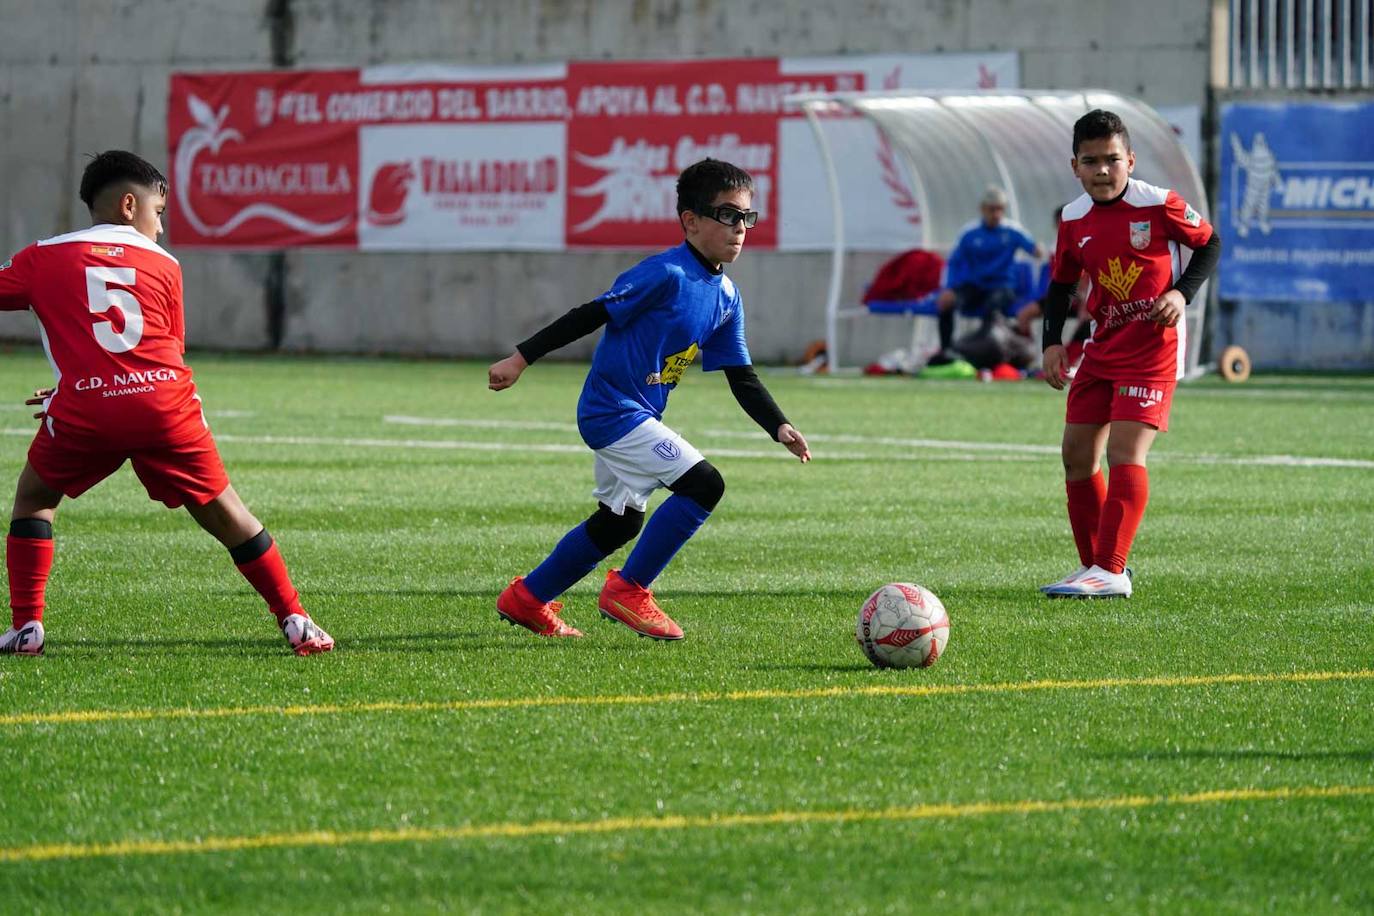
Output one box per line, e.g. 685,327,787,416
1230,132,1282,237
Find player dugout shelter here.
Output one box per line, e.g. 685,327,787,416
789,90,1209,376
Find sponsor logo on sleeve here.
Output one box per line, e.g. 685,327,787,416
1183,203,1201,227
89,245,125,257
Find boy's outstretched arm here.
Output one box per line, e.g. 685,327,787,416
487,351,528,390
722,364,810,463
487,300,611,391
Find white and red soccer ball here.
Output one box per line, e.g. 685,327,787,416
856,583,950,669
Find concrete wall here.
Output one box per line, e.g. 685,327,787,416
0,0,1213,362
1217,301,1374,371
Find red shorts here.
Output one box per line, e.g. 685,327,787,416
1065,367,1176,431
27,419,229,509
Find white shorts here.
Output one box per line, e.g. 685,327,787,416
592,418,704,515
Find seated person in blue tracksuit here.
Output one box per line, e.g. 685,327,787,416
929,185,1043,365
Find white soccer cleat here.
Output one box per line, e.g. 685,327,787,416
1044,564,1132,599
281,614,335,656
1039,564,1090,594
0,620,45,655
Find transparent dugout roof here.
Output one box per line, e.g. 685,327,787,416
795,89,1206,249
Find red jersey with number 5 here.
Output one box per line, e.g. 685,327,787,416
0,224,203,446
1052,179,1214,381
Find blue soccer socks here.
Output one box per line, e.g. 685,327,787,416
621,494,711,588
525,522,607,603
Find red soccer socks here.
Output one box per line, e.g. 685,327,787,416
1094,464,1149,575
7,532,54,628
234,541,305,626
1065,470,1107,567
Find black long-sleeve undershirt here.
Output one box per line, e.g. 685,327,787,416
515,300,610,364
1041,279,1077,352
1171,230,1221,303
723,364,789,440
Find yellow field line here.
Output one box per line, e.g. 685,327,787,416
2,784,1370,864
4,668,1372,728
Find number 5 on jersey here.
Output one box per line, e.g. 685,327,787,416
85,265,143,353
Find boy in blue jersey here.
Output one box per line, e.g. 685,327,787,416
487,159,810,640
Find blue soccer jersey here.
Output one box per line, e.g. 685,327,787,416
577,243,751,449
945,219,1037,290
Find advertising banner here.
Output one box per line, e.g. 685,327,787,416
168,53,1018,251
1219,101,1374,302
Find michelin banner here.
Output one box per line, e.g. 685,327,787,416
1219,101,1374,302
167,53,1018,252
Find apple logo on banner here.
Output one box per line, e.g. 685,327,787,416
174,93,352,239
365,162,415,227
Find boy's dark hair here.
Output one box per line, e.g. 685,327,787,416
78,150,168,210
1072,109,1131,156
676,158,754,216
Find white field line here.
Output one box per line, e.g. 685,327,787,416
0,428,1031,464
3,419,1370,469
802,377,1374,402
383,415,1374,469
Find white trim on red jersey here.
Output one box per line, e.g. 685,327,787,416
1061,193,1093,223
1122,179,1170,208
1169,238,1187,379
36,224,179,265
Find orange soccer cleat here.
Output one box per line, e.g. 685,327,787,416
597,569,684,641
496,577,583,638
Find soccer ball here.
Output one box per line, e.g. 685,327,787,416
855,583,950,669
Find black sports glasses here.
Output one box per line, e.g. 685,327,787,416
698,205,759,228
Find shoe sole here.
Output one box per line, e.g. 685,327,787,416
293,639,334,656
497,610,581,638
1045,592,1130,600
598,607,683,641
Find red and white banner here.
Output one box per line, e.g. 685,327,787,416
168,53,1017,251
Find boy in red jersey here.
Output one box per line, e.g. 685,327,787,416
0,151,333,655
1040,111,1220,598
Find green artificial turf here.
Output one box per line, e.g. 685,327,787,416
0,348,1370,913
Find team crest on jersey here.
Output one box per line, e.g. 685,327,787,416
1098,257,1143,302
1183,203,1201,227
90,245,125,257
1128,221,1151,250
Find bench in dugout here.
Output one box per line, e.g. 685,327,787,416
843,256,1042,368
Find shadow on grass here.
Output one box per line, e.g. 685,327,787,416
48,630,563,655
1091,747,1374,763
300,588,866,601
